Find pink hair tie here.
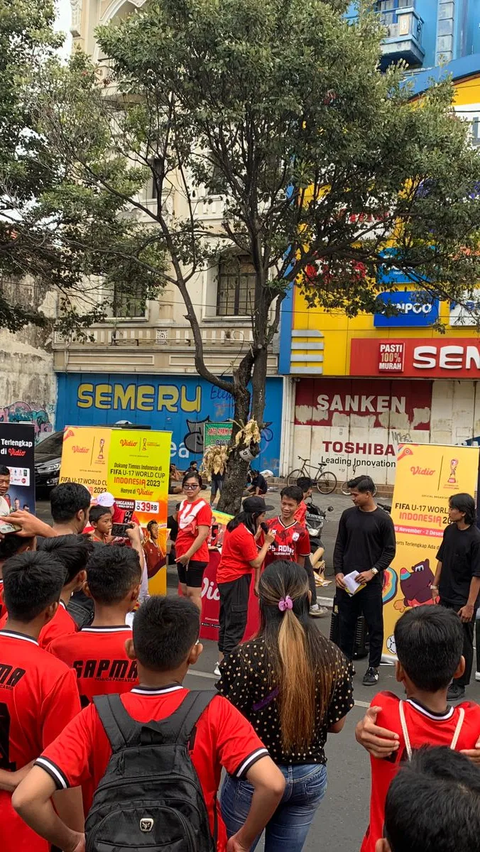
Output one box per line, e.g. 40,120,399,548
278,596,293,612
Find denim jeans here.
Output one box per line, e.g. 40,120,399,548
221,763,327,852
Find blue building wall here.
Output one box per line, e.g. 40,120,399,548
56,373,282,474
347,1,480,70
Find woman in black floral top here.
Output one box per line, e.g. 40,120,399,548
217,559,354,851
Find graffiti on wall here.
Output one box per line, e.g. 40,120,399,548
56,374,282,473
0,401,53,442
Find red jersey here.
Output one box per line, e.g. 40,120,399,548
48,625,138,707
361,692,480,852
39,600,78,650
0,580,4,620
294,501,307,526
176,499,212,563
217,524,259,584
0,629,80,852
264,517,310,566
36,684,269,851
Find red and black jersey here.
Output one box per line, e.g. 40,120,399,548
0,580,4,620
0,629,80,852
36,684,269,850
48,625,137,707
0,600,78,650
264,517,310,566
361,692,480,852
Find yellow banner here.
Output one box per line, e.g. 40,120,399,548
382,443,479,658
59,426,171,594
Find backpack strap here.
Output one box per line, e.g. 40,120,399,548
450,707,465,750
398,700,412,761
94,694,141,752
142,690,216,747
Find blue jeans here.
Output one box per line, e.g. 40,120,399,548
221,763,327,852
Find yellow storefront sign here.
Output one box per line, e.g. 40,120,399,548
382,443,479,658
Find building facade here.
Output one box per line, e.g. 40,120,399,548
53,0,281,472
279,70,480,489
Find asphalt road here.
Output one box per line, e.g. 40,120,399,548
35,492,480,851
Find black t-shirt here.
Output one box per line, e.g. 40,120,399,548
333,506,396,583
167,514,179,543
437,523,480,607
216,636,354,765
249,474,267,495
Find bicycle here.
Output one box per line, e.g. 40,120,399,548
340,459,377,496
286,456,337,495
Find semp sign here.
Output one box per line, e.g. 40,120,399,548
374,291,439,328
351,339,480,378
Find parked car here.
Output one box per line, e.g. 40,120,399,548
34,430,64,494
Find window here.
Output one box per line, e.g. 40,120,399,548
112,283,146,318
216,256,256,317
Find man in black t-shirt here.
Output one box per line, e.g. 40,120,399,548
334,475,396,687
247,470,268,496
432,492,480,700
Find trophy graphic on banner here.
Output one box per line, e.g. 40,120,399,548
447,458,459,486
97,438,105,462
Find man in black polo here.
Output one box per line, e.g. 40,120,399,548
334,475,396,686
432,492,480,700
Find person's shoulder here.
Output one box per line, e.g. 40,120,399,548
372,691,400,717
459,700,480,721
341,506,357,518
469,525,480,541
34,643,74,680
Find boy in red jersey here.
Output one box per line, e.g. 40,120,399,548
14,596,285,852
265,486,310,569
36,535,92,648
0,551,82,852
294,477,313,526
357,605,480,852
48,545,141,706
0,533,35,618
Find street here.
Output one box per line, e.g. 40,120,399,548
36,491,480,850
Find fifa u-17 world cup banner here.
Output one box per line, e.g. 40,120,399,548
382,442,480,659
59,426,171,594
0,423,35,515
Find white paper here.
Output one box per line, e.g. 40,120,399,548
344,571,364,595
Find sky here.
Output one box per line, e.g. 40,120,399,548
54,0,73,58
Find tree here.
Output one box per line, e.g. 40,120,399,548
0,0,164,334
16,0,480,510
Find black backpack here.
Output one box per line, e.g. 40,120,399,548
85,691,217,852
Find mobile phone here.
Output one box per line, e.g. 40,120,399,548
260,522,269,533
111,522,133,537
0,523,22,534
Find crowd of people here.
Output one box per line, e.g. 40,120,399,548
0,475,479,851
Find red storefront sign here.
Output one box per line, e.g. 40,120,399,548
351,339,480,378
294,378,431,429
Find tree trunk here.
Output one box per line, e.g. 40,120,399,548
217,384,251,515
217,343,270,516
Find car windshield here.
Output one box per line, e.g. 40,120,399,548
35,431,63,456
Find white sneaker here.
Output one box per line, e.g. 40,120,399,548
475,672,480,682
214,663,221,677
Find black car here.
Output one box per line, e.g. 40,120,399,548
34,430,63,493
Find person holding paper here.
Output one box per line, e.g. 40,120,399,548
333,476,396,686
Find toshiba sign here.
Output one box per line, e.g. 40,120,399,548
350,339,480,378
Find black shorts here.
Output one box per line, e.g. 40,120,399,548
177,560,208,588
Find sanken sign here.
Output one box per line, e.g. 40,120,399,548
374,291,439,328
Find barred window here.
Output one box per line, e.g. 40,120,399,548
216,256,256,317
